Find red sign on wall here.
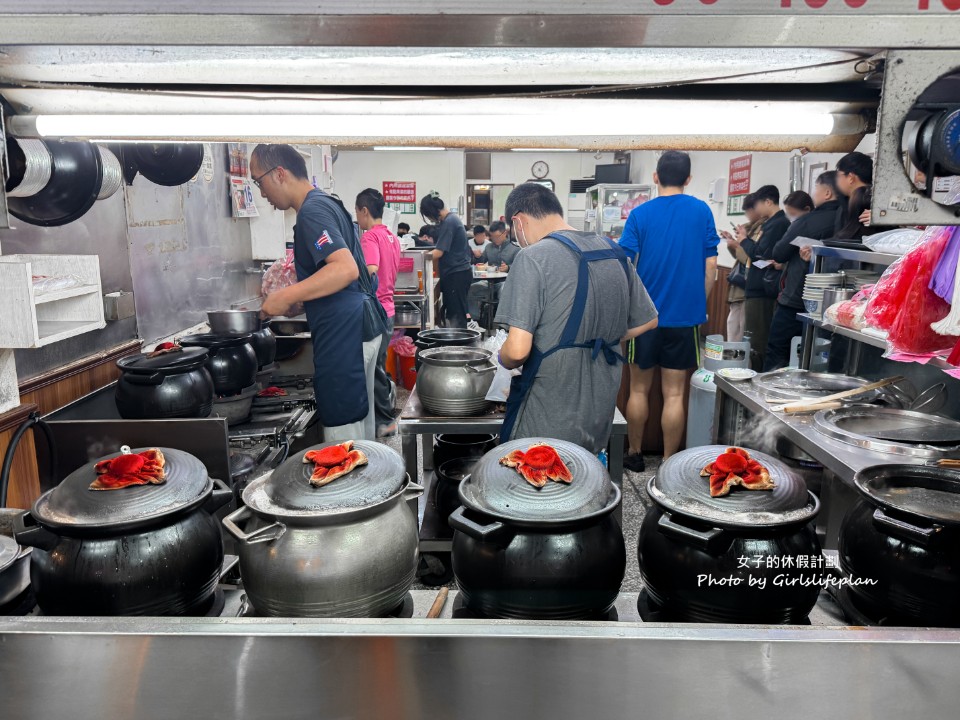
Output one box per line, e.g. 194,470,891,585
728,155,753,197
383,181,417,203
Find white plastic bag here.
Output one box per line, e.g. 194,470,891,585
863,228,924,255
483,329,521,402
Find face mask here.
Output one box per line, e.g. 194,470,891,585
514,220,529,248
786,213,797,223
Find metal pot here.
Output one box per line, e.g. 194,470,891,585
839,464,960,627
249,325,277,369
433,433,498,468
180,333,258,397
115,347,215,419
211,383,257,426
414,327,481,369
435,457,476,530
417,347,496,416
269,317,310,336
640,446,822,624
224,441,422,617
450,438,625,619
0,534,31,607
13,447,230,616
207,310,261,334
395,303,422,327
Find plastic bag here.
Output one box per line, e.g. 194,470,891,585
261,248,304,317
929,227,960,303
390,334,417,357
482,329,521,403
864,226,960,354
863,227,924,255
32,274,83,295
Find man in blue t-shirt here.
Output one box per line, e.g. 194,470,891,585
618,151,719,470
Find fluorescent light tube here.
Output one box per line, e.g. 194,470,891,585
373,146,446,151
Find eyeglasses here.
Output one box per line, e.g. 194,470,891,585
252,166,279,189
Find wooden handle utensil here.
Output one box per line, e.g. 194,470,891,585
772,376,904,414
426,587,449,618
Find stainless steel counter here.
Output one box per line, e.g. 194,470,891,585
713,374,930,486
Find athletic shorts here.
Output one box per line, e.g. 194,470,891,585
628,326,700,371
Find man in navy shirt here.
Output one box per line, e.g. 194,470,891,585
255,144,380,441
619,151,719,470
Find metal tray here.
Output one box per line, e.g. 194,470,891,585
813,407,960,459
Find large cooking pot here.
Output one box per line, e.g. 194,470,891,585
0,534,31,607
414,327,481,370
223,440,422,617
115,347,215,419
840,464,960,627
13,447,230,616
207,311,277,369
180,333,258,397
249,325,277,369
417,347,496,416
450,438,625,619
640,446,822,624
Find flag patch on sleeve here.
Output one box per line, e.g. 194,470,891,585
315,232,332,250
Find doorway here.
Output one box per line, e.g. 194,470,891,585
466,183,514,228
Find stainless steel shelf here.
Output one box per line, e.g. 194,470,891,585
810,246,901,266
799,313,956,369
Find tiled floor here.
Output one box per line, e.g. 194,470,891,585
379,385,660,592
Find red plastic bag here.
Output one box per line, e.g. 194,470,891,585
261,249,304,317
865,227,960,354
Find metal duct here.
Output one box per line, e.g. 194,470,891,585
6,138,51,197
95,145,122,199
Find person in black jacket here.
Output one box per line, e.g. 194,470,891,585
737,184,789,370
764,171,844,372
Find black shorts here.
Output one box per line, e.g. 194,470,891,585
628,326,700,371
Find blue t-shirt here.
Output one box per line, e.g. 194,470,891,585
618,194,719,328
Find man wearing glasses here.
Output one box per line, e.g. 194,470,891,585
254,144,385,441
468,220,519,323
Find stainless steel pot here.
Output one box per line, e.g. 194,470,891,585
0,534,31,606
417,347,496,416
223,441,423,617
207,310,261,334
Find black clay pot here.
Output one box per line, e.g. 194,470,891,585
115,348,215,419
250,325,277,369
433,433,497,469
449,438,625,619
13,448,231,616
839,464,960,627
435,458,476,532
180,333,258,397
640,446,822,624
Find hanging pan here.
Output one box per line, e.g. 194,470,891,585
5,137,103,227
130,143,204,186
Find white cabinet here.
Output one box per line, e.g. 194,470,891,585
0,254,105,348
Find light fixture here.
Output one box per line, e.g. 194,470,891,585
372,146,446,151
8,99,859,145
510,148,580,152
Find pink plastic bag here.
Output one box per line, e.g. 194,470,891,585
261,249,304,317
864,227,959,354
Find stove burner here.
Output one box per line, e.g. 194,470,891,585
450,593,618,621
199,588,227,618
0,587,37,616
236,592,415,619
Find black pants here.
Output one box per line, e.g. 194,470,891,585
440,270,472,329
763,304,803,372
374,316,395,426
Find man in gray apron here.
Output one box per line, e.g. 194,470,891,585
496,183,659,454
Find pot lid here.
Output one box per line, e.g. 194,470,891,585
117,347,209,373
180,332,254,349
753,369,879,400
814,407,960,457
459,438,619,524
854,465,960,526
417,328,480,344
649,445,818,528
242,440,406,517
33,447,211,529
0,534,20,573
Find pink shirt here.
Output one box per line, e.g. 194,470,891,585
361,224,401,318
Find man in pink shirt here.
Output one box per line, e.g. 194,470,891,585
357,188,402,436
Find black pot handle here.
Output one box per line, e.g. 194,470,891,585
202,478,233,514
657,512,728,553
448,506,508,542
13,511,60,551
122,372,164,386
872,508,940,546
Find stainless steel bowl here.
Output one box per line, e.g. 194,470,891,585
207,310,261,334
